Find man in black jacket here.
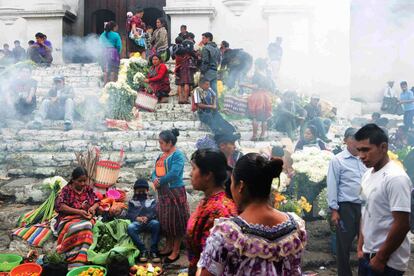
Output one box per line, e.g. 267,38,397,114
126,179,161,263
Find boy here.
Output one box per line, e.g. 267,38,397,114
126,179,161,263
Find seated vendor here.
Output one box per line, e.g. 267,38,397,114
10,66,37,117
193,79,236,136
144,54,170,103
55,167,100,270
304,94,331,142
32,75,75,131
295,125,327,152
127,179,161,263
214,131,243,169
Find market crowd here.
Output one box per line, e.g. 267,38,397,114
2,6,414,276
50,122,413,276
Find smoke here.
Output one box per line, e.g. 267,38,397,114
63,34,104,63
351,0,414,102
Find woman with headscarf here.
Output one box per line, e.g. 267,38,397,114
150,18,169,62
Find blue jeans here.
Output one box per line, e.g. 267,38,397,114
403,109,414,129
358,257,404,276
127,220,160,253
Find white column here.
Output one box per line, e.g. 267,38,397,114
164,0,216,42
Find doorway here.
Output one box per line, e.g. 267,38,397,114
93,9,116,35
143,7,163,29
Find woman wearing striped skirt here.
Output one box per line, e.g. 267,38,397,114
152,128,190,264
55,167,99,270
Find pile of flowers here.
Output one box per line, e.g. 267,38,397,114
102,81,137,121
273,192,312,216
101,54,150,121
291,147,334,183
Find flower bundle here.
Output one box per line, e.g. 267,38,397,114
316,187,328,218
126,57,149,91
291,147,334,183
271,172,290,193
103,81,137,121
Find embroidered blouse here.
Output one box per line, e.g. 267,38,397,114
186,191,237,271
198,212,307,275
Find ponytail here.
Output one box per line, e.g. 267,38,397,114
104,21,117,37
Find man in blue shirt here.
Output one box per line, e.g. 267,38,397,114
327,127,367,276
399,81,414,130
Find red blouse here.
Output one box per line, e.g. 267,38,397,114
186,191,237,270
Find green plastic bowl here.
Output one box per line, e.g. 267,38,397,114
66,265,107,276
0,254,23,272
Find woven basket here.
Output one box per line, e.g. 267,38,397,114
136,91,158,112
93,150,124,189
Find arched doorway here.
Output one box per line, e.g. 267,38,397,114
143,7,163,29
92,9,116,35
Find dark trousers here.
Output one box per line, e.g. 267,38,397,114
403,109,414,129
198,111,236,136
127,220,160,253
336,202,361,276
358,255,404,276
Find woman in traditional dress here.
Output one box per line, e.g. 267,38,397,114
150,18,169,62
198,154,307,275
243,58,275,141
186,149,237,275
152,129,190,264
174,35,196,104
294,125,327,152
99,21,122,84
127,8,147,58
55,167,99,270
144,54,171,103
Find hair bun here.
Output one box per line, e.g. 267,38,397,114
171,128,180,137
264,158,284,179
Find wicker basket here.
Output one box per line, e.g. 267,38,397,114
93,150,124,189
136,91,158,112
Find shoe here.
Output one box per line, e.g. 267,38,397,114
139,251,149,263
64,121,73,132
163,254,180,264
150,252,161,263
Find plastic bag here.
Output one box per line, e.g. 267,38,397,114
87,219,139,266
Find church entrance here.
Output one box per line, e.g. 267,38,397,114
84,0,168,58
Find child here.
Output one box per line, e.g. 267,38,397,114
126,179,161,263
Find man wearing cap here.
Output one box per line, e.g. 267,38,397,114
127,179,161,263
304,94,331,142
214,132,243,168
327,128,367,276
32,75,75,131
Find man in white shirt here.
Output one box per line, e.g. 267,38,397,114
355,124,412,275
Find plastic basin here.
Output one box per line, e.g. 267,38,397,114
10,263,42,276
66,265,107,276
0,254,23,272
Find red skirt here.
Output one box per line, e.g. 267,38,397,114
248,90,272,121
157,186,190,237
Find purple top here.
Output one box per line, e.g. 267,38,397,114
198,213,307,275
34,40,52,56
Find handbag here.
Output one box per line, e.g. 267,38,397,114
135,91,158,112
